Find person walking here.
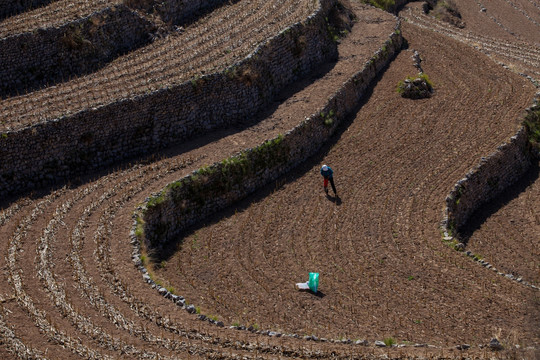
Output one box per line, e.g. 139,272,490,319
320,164,337,196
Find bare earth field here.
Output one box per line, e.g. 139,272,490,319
0,0,539,359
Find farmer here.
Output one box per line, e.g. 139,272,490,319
320,164,337,196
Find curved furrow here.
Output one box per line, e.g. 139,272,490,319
153,19,537,347
2,164,271,359
0,306,48,360
473,0,526,38
500,0,540,28
37,175,181,357
0,0,119,39
403,7,540,60
0,0,314,129
402,4,540,80
3,176,180,358
5,191,117,359
48,164,265,358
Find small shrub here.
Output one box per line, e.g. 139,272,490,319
397,73,433,99
190,75,201,89
321,110,335,127
237,66,259,86
424,0,464,28
383,337,396,346
61,24,92,50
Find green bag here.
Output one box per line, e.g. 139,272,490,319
308,272,319,292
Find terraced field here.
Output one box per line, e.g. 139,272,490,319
1,0,318,129
0,0,539,359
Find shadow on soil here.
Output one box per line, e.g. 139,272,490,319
155,53,394,262
459,160,540,244
0,60,337,210
326,193,342,204
0,0,57,21
298,289,326,298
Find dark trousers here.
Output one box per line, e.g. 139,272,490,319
323,177,337,194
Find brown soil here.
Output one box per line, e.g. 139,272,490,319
156,18,539,347
0,0,317,130
463,163,540,287
0,0,539,359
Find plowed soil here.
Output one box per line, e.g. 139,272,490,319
0,0,539,359
156,19,539,347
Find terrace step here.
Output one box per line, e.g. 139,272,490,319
0,5,156,98
0,0,58,21
0,0,330,198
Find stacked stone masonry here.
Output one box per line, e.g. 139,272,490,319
443,118,538,233
0,0,338,197
141,21,404,249
0,5,155,98
140,0,232,25
0,0,55,19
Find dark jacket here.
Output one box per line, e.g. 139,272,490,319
320,166,333,179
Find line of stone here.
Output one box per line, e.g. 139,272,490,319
402,7,540,82
0,0,332,199
92,163,285,358
440,101,540,291
131,17,414,349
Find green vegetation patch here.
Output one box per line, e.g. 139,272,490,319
523,106,540,156
363,0,395,12
158,135,289,212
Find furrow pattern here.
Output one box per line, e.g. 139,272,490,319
402,2,540,81
1,1,539,358
153,20,537,347
0,0,314,130
0,0,121,38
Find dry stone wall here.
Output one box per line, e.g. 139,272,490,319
0,0,55,19
140,22,404,250
0,5,155,98
442,111,538,234
0,0,338,197
153,0,232,25
392,0,410,13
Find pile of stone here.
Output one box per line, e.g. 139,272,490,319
398,74,433,99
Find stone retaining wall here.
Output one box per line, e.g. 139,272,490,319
152,0,232,25
0,0,55,19
0,0,338,197
140,21,404,249
0,5,155,98
442,105,539,234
